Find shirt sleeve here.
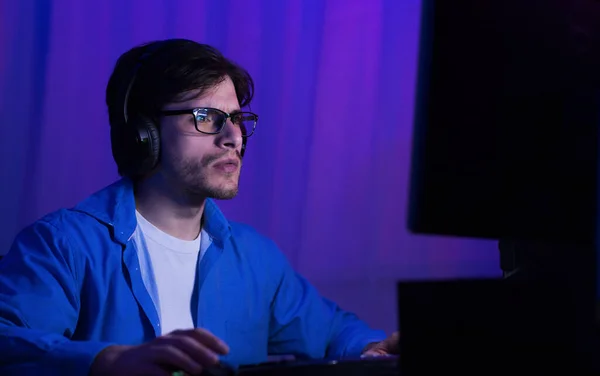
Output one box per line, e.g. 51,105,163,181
0,220,113,375
266,245,387,359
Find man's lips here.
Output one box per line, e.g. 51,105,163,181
212,158,240,173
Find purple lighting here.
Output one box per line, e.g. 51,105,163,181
0,0,499,335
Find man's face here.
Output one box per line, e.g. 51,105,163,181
158,76,243,200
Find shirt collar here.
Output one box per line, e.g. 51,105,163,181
73,178,232,245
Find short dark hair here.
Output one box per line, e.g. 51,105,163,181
105,39,254,177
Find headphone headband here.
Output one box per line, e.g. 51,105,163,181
122,41,168,126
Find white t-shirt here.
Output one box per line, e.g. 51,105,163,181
132,210,206,335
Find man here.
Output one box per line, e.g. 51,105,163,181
0,39,398,376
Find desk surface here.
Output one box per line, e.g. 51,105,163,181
237,356,398,376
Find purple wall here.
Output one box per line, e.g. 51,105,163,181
0,0,500,335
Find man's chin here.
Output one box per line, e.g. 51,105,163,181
209,190,239,200
204,184,239,200
181,184,238,201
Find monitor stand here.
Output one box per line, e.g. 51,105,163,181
398,240,597,373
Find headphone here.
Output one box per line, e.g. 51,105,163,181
114,41,247,178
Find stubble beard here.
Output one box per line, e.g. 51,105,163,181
170,154,241,202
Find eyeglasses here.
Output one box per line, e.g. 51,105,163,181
160,107,258,137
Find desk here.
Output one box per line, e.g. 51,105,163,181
237,356,398,376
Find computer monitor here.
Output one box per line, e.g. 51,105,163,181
407,0,600,243
402,0,600,371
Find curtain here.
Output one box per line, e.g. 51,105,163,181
0,0,499,335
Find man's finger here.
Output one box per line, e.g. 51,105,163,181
386,332,400,353
166,335,220,366
185,328,230,355
361,348,389,357
149,345,204,375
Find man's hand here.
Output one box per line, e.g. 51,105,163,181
361,332,400,357
90,328,230,376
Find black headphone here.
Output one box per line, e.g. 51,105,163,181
114,41,247,178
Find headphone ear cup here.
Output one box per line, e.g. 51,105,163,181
132,115,161,176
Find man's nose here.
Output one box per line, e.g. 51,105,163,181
216,119,243,151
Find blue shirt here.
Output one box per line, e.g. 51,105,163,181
0,178,386,375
